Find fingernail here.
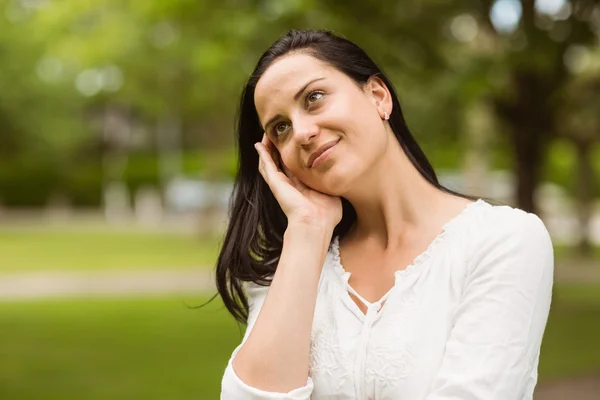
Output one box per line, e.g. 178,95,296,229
254,143,259,150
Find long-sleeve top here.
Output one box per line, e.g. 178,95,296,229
220,199,554,399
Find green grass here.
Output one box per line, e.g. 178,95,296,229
0,295,241,400
1,222,598,274
554,244,600,261
0,228,222,272
539,284,600,379
0,285,598,399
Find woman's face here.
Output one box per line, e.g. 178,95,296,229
253,52,392,195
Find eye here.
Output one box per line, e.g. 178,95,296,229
274,122,290,136
306,90,324,106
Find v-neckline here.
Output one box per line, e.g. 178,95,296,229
329,199,484,319
346,283,395,320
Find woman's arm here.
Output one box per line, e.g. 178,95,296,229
234,223,330,390
221,134,341,399
425,211,554,400
220,283,313,400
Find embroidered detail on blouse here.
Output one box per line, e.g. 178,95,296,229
325,200,487,392
366,287,421,386
309,279,355,395
329,199,485,283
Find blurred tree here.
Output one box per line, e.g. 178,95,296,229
480,0,599,213
559,73,600,255
0,0,89,205
0,0,325,206
321,0,600,213
2,0,599,215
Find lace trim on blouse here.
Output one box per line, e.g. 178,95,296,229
329,198,486,284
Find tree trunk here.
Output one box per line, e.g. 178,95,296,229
574,139,594,256
463,102,492,197
513,135,541,214
496,71,557,214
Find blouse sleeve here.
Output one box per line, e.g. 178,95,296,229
425,210,554,400
220,281,314,399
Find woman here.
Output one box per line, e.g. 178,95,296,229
218,29,553,399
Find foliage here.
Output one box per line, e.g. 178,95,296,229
0,149,235,207
1,0,599,208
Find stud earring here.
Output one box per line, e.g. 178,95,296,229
383,111,389,121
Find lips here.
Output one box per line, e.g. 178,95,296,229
307,139,340,168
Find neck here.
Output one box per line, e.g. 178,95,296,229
340,133,461,249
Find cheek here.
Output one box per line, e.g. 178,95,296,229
328,97,363,125
279,149,303,173
279,150,316,185
327,97,379,140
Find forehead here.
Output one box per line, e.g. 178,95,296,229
254,53,338,111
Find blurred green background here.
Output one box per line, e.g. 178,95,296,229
1,0,600,398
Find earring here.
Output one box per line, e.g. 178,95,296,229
383,111,389,121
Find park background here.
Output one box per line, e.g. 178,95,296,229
1,0,599,398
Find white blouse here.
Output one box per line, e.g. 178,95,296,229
221,199,554,399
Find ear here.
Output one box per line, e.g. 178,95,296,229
364,76,393,120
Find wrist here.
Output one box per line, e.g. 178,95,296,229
287,219,332,233
285,220,333,241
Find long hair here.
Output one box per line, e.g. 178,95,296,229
214,29,477,323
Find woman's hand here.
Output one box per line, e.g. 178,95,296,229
255,134,342,231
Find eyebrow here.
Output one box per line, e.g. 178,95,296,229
261,77,326,132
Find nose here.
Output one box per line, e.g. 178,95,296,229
291,115,319,146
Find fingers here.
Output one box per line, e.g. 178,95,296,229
256,133,307,191
264,136,282,170
255,134,279,185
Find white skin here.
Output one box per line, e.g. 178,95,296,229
254,52,473,304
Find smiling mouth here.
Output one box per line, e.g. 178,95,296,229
308,139,340,168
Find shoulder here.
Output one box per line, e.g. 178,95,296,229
464,201,554,275
468,201,552,248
